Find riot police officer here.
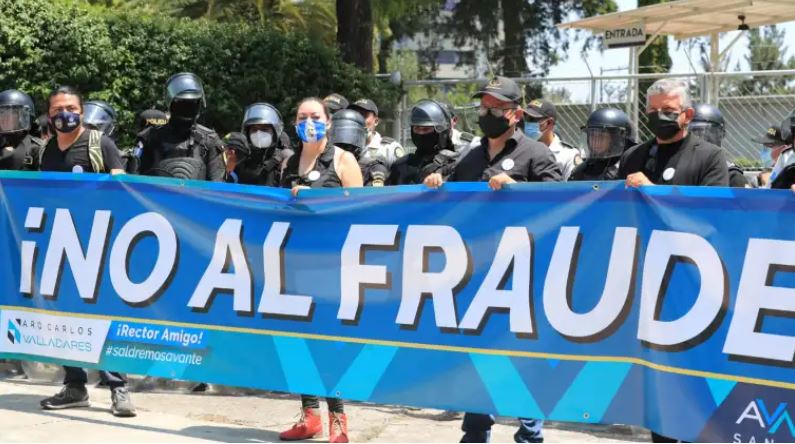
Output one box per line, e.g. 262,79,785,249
570,108,635,181
82,100,117,138
349,98,405,168
137,72,225,181
387,99,460,185
690,103,748,187
0,89,43,171
770,114,795,190
232,103,294,186
329,109,389,186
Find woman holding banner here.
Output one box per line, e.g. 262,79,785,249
277,97,362,443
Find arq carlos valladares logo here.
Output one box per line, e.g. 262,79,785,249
5,317,95,351
0,310,110,364
7,318,21,344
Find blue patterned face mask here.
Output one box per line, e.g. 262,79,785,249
296,119,327,143
524,121,541,140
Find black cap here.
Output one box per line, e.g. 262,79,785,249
349,98,379,117
472,76,522,104
135,109,169,132
323,93,349,113
752,123,787,145
525,99,556,120
224,131,249,152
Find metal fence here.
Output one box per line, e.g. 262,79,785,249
381,69,795,165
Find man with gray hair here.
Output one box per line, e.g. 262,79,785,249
619,78,727,443
619,78,728,188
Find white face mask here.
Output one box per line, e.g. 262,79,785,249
250,130,273,149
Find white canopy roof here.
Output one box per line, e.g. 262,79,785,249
558,0,795,40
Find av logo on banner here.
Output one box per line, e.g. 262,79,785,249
736,399,795,439
0,310,111,364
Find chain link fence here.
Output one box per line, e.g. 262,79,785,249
384,70,795,166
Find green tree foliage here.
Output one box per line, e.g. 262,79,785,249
0,0,397,145
738,26,795,94
85,0,338,45
445,0,618,78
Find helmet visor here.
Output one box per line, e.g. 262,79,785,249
243,104,282,135
83,104,115,136
584,127,625,159
166,74,205,104
689,122,724,147
0,105,30,133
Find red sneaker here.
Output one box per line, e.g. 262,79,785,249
329,412,349,443
279,407,323,441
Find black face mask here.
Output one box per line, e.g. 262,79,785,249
170,100,201,124
411,132,441,156
647,111,682,140
478,114,512,139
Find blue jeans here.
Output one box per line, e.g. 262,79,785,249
461,413,543,442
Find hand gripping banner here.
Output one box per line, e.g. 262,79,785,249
0,171,793,442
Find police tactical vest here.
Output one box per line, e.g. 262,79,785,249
146,124,215,180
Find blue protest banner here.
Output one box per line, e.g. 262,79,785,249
0,171,793,442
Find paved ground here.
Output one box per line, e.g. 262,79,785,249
0,365,650,443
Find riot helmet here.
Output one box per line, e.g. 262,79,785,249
770,146,795,189
83,100,117,137
690,103,725,147
410,99,452,154
329,109,367,156
582,108,633,159
0,89,35,135
242,103,283,149
165,72,205,123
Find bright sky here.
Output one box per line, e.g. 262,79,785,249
548,0,795,80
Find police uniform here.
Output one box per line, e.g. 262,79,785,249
618,134,729,186
357,149,389,186
235,147,294,186
571,107,635,181
139,72,226,181
363,131,404,169
388,148,458,185
570,158,621,181
0,134,42,171
348,99,405,169
0,89,42,171
138,123,226,180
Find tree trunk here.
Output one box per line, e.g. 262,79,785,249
377,26,394,74
336,0,374,72
500,0,527,78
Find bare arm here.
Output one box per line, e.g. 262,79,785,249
337,150,364,188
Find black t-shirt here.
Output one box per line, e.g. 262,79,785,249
41,130,123,173
450,130,562,183
618,134,729,186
